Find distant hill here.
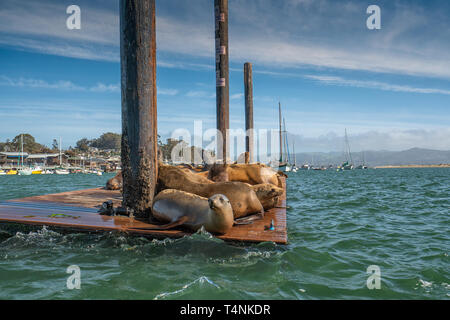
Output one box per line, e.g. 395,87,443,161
290,148,450,167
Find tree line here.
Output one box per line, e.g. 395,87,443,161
1,133,212,160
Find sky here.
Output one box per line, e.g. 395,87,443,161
0,0,449,154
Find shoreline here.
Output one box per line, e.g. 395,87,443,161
374,164,450,169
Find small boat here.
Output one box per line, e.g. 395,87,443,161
55,169,70,175
355,152,368,169
18,168,33,176
32,167,42,174
338,129,354,171
0,170,6,175
6,169,18,175
299,164,310,170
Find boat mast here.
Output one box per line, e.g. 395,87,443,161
278,102,283,163
59,137,62,167
293,140,296,166
21,134,23,168
283,118,290,164
344,129,353,165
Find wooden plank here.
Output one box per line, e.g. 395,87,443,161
0,179,287,244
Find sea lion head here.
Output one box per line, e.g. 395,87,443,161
207,194,234,234
253,184,283,198
207,163,229,182
106,171,123,190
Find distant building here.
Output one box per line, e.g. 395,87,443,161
0,152,63,167
0,152,29,166
26,154,61,166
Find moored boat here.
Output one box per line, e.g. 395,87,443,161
18,168,33,176
55,169,70,175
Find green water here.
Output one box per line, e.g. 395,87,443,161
0,169,448,300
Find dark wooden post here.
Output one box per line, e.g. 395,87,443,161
244,62,254,163
279,102,283,163
120,0,158,218
215,0,229,163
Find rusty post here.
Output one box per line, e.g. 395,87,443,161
244,62,254,163
215,0,229,163
120,0,158,218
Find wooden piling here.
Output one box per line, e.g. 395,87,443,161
215,0,230,162
244,62,254,163
279,102,283,163
120,0,158,218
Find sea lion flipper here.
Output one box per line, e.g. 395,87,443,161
129,216,190,231
234,211,265,225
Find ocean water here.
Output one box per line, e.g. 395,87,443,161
0,168,448,300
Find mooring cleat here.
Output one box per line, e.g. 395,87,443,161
98,200,114,216
265,219,275,231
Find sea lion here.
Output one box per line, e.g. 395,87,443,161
180,167,213,184
207,163,283,187
130,190,234,234
158,164,264,219
106,171,123,190
207,163,229,182
106,167,213,190
251,184,284,210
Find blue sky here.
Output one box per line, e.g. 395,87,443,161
0,0,449,153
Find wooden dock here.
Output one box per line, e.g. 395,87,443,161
0,180,287,244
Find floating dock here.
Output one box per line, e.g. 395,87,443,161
0,179,287,244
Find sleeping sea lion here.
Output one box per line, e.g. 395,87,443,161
158,164,264,219
207,163,283,187
251,184,284,210
207,163,229,182
130,190,234,234
106,171,123,190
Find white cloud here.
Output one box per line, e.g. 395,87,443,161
186,90,216,99
305,75,450,95
288,128,450,152
1,0,450,80
0,75,119,93
90,83,120,93
158,87,179,96
230,93,244,100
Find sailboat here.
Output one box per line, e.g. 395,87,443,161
291,141,298,172
339,129,354,171
355,151,369,169
55,137,70,175
18,135,32,176
282,118,293,172
277,102,288,169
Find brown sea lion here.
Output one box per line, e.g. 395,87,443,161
158,164,264,219
106,171,123,190
180,168,214,184
129,190,234,234
106,167,213,190
207,163,229,182
207,163,283,187
251,184,284,210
